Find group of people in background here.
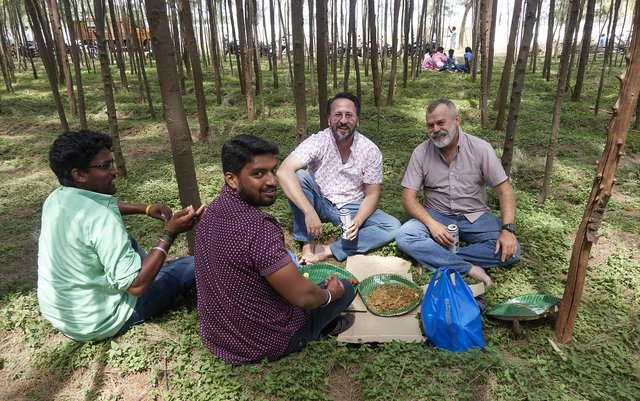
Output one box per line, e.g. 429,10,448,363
422,26,472,73
37,93,520,365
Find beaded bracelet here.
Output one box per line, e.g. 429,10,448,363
152,247,167,257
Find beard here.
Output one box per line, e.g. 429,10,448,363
330,123,356,142
430,126,456,148
237,186,277,207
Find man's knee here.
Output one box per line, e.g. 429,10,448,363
395,221,426,250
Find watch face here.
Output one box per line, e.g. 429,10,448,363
503,224,516,233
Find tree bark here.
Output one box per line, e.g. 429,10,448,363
556,0,640,343
539,0,582,205
291,0,308,143
206,0,222,104
459,0,472,48
107,0,129,91
528,0,541,73
181,0,210,141
235,0,255,121
127,0,156,119
269,0,279,89
501,0,540,176
316,0,329,129
145,0,202,253
542,0,555,80
594,0,622,115
402,0,413,88
572,0,596,101
494,0,523,131
479,0,493,128
25,0,68,130
368,0,381,108
308,0,316,106
385,0,401,106
48,0,77,115
62,0,88,128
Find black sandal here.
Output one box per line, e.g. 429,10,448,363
323,313,355,336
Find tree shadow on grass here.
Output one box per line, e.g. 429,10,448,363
1,336,110,401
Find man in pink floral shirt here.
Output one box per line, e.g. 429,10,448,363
277,92,400,263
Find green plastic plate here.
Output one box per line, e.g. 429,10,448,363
299,263,357,287
486,293,561,321
358,274,422,317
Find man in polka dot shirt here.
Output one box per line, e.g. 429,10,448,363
195,135,356,365
277,92,401,264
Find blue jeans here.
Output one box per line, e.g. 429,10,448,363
116,239,196,336
289,170,401,261
395,208,521,275
282,279,356,356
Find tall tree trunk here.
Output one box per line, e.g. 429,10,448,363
15,2,39,78
94,0,127,176
459,0,472,48
269,0,279,88
291,0,308,142
594,0,622,114
62,0,88,128
494,0,523,131
539,0,581,205
501,0,540,176
25,0,68,130
542,0,555,80
528,0,541,73
556,0,640,343
226,0,242,88
572,0,596,101
127,0,155,119
487,0,497,87
308,0,316,106
248,0,262,96
181,0,210,140
564,0,585,92
107,0,129,91
170,0,186,94
235,0,255,121
471,0,480,81
368,0,381,108
48,0,77,115
145,0,202,252
402,0,413,88
316,0,329,129
277,0,293,86
331,0,338,90
206,0,222,104
385,0,401,106
479,0,493,128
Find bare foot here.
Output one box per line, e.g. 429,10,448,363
300,241,316,264
468,265,494,287
301,244,333,264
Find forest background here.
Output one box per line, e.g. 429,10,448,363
0,0,639,399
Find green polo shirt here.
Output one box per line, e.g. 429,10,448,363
37,186,141,341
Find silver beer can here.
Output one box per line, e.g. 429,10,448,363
447,224,459,254
339,209,352,239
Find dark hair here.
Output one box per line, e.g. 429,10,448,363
49,130,112,186
465,47,472,53
448,49,454,57
221,134,279,175
327,92,361,117
426,98,458,119
437,46,444,53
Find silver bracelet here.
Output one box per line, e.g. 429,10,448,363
152,247,167,257
321,289,332,307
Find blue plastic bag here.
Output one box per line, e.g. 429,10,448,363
421,267,484,352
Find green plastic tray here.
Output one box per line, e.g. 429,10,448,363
486,293,561,321
299,263,357,286
358,274,422,317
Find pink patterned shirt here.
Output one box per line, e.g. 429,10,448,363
292,128,383,207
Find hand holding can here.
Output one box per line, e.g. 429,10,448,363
339,209,352,240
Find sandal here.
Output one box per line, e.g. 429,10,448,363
323,313,355,336
475,295,487,312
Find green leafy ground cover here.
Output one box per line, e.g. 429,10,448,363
0,56,638,400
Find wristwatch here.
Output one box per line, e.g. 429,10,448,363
502,224,516,234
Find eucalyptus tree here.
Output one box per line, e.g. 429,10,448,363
235,0,255,121
62,0,88,128
572,0,596,101
594,0,623,114
145,0,202,252
494,0,523,131
206,0,222,104
539,0,582,205
127,0,156,118
479,0,493,128
48,0,77,116
556,0,640,343
24,0,68,131
368,0,381,108
542,0,555,80
269,0,278,88
308,0,317,106
107,0,129,91
501,0,540,176
94,0,127,176
316,0,329,129
385,0,400,106
181,0,210,140
401,0,413,88
458,0,472,49
528,0,542,73
291,0,308,143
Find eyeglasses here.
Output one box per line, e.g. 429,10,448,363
87,160,115,170
330,112,357,121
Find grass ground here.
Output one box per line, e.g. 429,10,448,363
0,53,638,400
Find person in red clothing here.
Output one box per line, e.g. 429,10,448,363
194,134,356,365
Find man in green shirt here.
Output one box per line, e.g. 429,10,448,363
38,131,204,341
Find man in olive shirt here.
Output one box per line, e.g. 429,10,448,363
38,131,203,340
395,99,521,286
